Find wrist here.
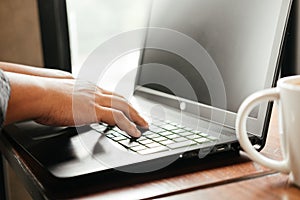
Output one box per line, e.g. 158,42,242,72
4,72,48,125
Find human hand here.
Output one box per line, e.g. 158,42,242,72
5,72,148,137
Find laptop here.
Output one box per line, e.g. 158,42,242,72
4,0,292,178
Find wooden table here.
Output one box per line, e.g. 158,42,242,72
1,109,300,199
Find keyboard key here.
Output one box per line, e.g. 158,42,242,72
166,140,197,149
90,123,107,132
130,145,147,152
145,133,161,138
119,140,140,148
137,146,168,155
136,136,149,141
186,135,201,140
106,134,115,139
149,126,165,133
139,139,154,145
161,124,178,130
195,137,210,143
142,131,153,136
110,131,120,137
152,136,168,142
198,133,209,137
173,137,188,142
192,130,202,134
169,122,179,126
160,140,174,145
207,136,218,141
166,134,180,139
178,132,194,137
146,142,162,148
159,131,173,136
176,125,185,129
172,129,185,134
113,135,128,141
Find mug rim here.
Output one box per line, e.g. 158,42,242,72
277,75,300,91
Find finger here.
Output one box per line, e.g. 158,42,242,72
96,94,148,128
97,106,141,137
100,88,126,99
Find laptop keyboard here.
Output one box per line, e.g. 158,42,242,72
90,120,218,155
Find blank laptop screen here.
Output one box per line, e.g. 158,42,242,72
138,0,289,118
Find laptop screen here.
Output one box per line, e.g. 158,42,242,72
66,0,291,137
137,0,291,121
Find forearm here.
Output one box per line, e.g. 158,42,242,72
0,62,73,79
4,72,48,125
3,72,148,137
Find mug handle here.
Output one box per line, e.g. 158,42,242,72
235,88,289,173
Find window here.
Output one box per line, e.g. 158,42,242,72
66,0,151,89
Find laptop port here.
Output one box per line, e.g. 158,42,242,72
214,144,230,153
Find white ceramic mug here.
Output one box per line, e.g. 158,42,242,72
236,75,300,187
